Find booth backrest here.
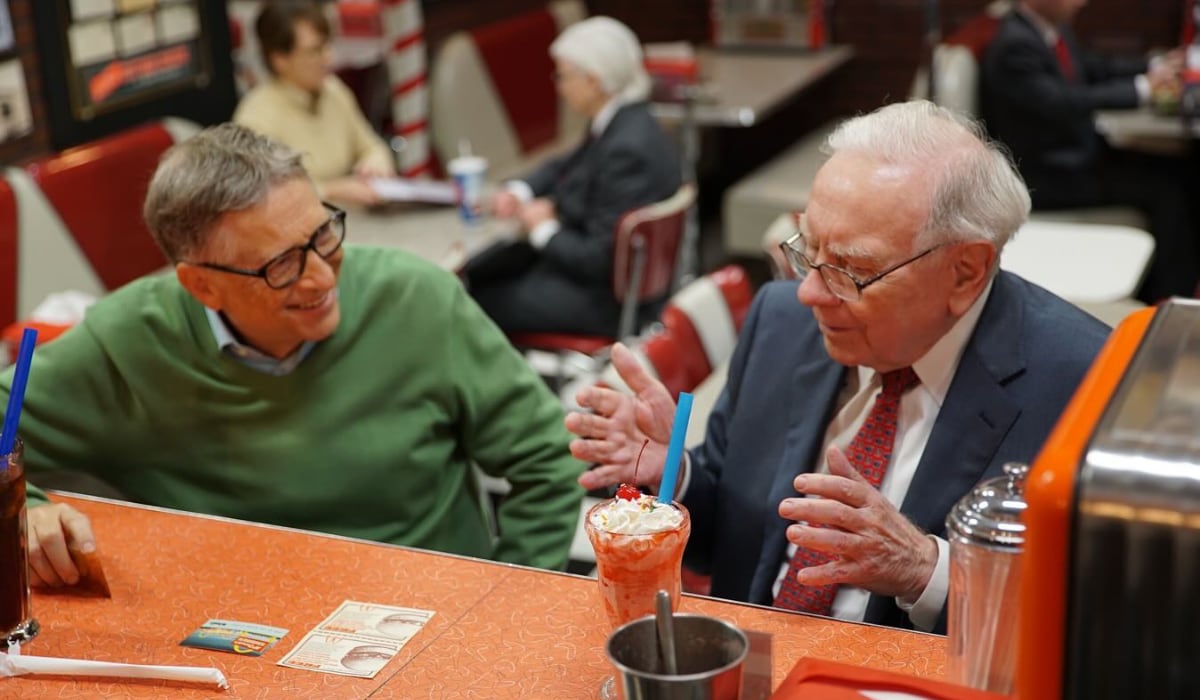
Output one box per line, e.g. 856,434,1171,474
429,0,586,180
5,118,199,328
932,1,1010,116
23,120,198,291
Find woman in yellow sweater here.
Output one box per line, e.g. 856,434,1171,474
234,0,394,205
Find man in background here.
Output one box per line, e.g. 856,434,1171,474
980,0,1198,302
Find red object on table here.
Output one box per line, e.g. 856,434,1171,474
1,321,72,364
771,658,1009,699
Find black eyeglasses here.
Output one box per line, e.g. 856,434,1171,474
195,203,346,289
779,229,942,302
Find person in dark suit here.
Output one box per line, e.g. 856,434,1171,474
979,0,1196,302
466,16,681,337
566,100,1110,633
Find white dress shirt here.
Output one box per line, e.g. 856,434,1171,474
763,280,994,631
505,96,627,248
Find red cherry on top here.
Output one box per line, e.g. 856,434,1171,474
616,483,642,501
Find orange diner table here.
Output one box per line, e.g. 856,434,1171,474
9,493,946,698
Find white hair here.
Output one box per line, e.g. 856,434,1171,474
550,16,651,102
825,99,1031,253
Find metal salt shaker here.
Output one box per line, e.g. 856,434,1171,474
946,461,1028,695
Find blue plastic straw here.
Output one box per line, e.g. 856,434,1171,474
656,392,694,505
0,327,39,459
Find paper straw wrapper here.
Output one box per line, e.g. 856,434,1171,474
0,653,228,689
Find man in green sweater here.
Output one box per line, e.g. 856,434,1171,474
13,124,585,588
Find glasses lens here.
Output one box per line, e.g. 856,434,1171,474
820,267,860,301
264,250,304,288
314,216,345,258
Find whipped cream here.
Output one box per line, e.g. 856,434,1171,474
590,495,683,535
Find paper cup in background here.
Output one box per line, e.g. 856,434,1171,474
447,156,488,225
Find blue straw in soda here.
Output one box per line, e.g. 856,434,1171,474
0,327,39,461
656,392,694,505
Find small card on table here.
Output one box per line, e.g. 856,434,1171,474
278,601,435,678
179,619,289,656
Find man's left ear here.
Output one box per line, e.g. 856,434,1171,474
948,241,996,315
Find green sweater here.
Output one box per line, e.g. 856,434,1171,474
7,247,584,570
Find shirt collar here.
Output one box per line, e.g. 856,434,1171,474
273,77,325,114
1017,3,1061,45
590,97,626,138
855,279,995,408
205,307,316,376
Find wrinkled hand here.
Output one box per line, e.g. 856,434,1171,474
566,342,677,490
518,198,556,231
777,446,937,600
322,176,383,207
27,502,95,588
490,191,521,219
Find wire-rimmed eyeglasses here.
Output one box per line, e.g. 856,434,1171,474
194,202,347,289
778,229,942,302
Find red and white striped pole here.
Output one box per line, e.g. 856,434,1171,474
381,0,432,178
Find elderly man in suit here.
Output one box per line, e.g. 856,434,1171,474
466,16,680,337
566,100,1110,633
980,0,1197,302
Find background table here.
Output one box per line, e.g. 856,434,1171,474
650,46,854,284
345,204,511,271
1096,108,1200,143
650,47,855,128
9,494,947,698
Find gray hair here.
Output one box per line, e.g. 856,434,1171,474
824,100,1030,253
143,123,308,262
550,16,651,102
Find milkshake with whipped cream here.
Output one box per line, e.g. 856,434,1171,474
585,493,691,627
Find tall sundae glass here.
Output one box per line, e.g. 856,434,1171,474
586,491,690,699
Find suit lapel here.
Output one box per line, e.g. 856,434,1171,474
749,355,845,602
900,274,1026,535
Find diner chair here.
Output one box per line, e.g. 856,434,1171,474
580,263,752,402
510,183,696,386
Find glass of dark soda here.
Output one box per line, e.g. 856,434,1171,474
1,439,38,646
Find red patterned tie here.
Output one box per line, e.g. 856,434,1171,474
1054,36,1075,82
773,366,920,615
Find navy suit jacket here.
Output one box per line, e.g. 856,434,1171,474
681,271,1110,632
980,11,1145,204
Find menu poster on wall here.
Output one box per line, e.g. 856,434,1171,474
0,59,34,143
62,0,210,120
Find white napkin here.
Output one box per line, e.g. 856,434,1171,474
0,652,227,690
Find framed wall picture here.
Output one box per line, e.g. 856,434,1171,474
0,58,33,143
31,0,235,149
55,0,211,120
0,1,15,56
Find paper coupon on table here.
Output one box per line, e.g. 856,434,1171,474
278,601,434,678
